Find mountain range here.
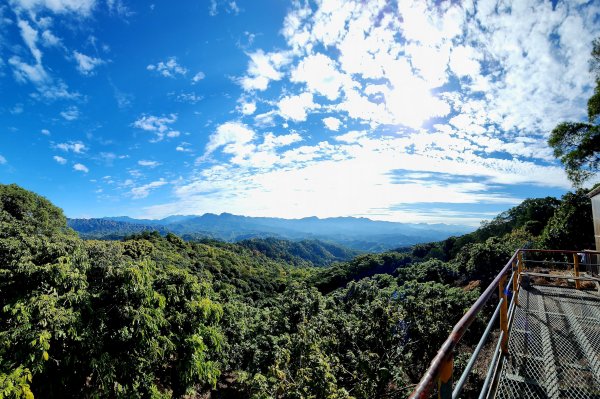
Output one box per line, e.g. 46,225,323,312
67,213,473,252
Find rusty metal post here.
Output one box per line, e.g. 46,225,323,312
518,250,524,271
499,274,508,354
573,253,581,289
512,260,519,306
437,353,453,399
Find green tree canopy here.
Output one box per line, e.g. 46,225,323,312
549,40,600,186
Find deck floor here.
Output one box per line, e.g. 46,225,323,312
494,284,600,399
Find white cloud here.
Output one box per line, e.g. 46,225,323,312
55,141,87,153
239,101,256,115
138,160,161,167
176,142,192,152
191,71,205,83
60,106,79,120
240,49,291,91
132,114,178,142
172,92,203,104
334,130,366,143
106,0,132,16
291,53,352,100
73,163,89,173
31,80,79,100
18,19,42,64
130,179,167,199
73,51,104,75
53,155,67,164
41,129,50,135
278,92,319,122
9,56,47,83
204,121,255,156
322,116,341,131
143,132,569,224
9,0,96,15
10,103,24,114
41,30,60,47
260,132,302,150
208,0,240,16
0,155,6,164
147,57,187,78
449,45,481,78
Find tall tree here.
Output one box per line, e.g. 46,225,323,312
548,39,600,186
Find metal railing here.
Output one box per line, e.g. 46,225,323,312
407,248,600,399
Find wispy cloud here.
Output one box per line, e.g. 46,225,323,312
138,160,161,167
53,155,67,164
73,163,89,173
9,0,97,16
60,105,79,120
132,114,179,142
191,71,205,83
73,51,105,75
55,141,87,153
147,57,187,78
130,179,167,199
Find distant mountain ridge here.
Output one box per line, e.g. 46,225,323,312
68,213,473,252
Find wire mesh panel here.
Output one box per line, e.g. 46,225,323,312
494,285,600,399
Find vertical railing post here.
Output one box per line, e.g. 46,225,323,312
512,260,519,306
437,353,453,399
517,251,524,271
499,274,509,354
573,253,581,290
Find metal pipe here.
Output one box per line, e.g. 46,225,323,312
478,330,505,399
452,298,504,399
523,260,575,265
520,249,600,254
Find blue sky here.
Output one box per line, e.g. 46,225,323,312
0,0,599,226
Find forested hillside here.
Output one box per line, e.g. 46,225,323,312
0,184,594,398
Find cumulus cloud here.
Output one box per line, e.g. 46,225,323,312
239,50,292,91
291,53,351,100
322,117,341,131
53,155,67,164
239,101,256,115
203,121,255,157
147,57,187,78
191,71,205,83
141,0,600,224
55,141,87,153
132,114,178,142
73,163,89,173
278,92,319,122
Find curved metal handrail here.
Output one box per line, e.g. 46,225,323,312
407,248,600,399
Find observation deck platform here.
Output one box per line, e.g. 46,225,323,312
495,284,600,399
408,249,600,399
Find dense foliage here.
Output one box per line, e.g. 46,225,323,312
0,184,595,398
548,39,600,186
237,237,360,267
